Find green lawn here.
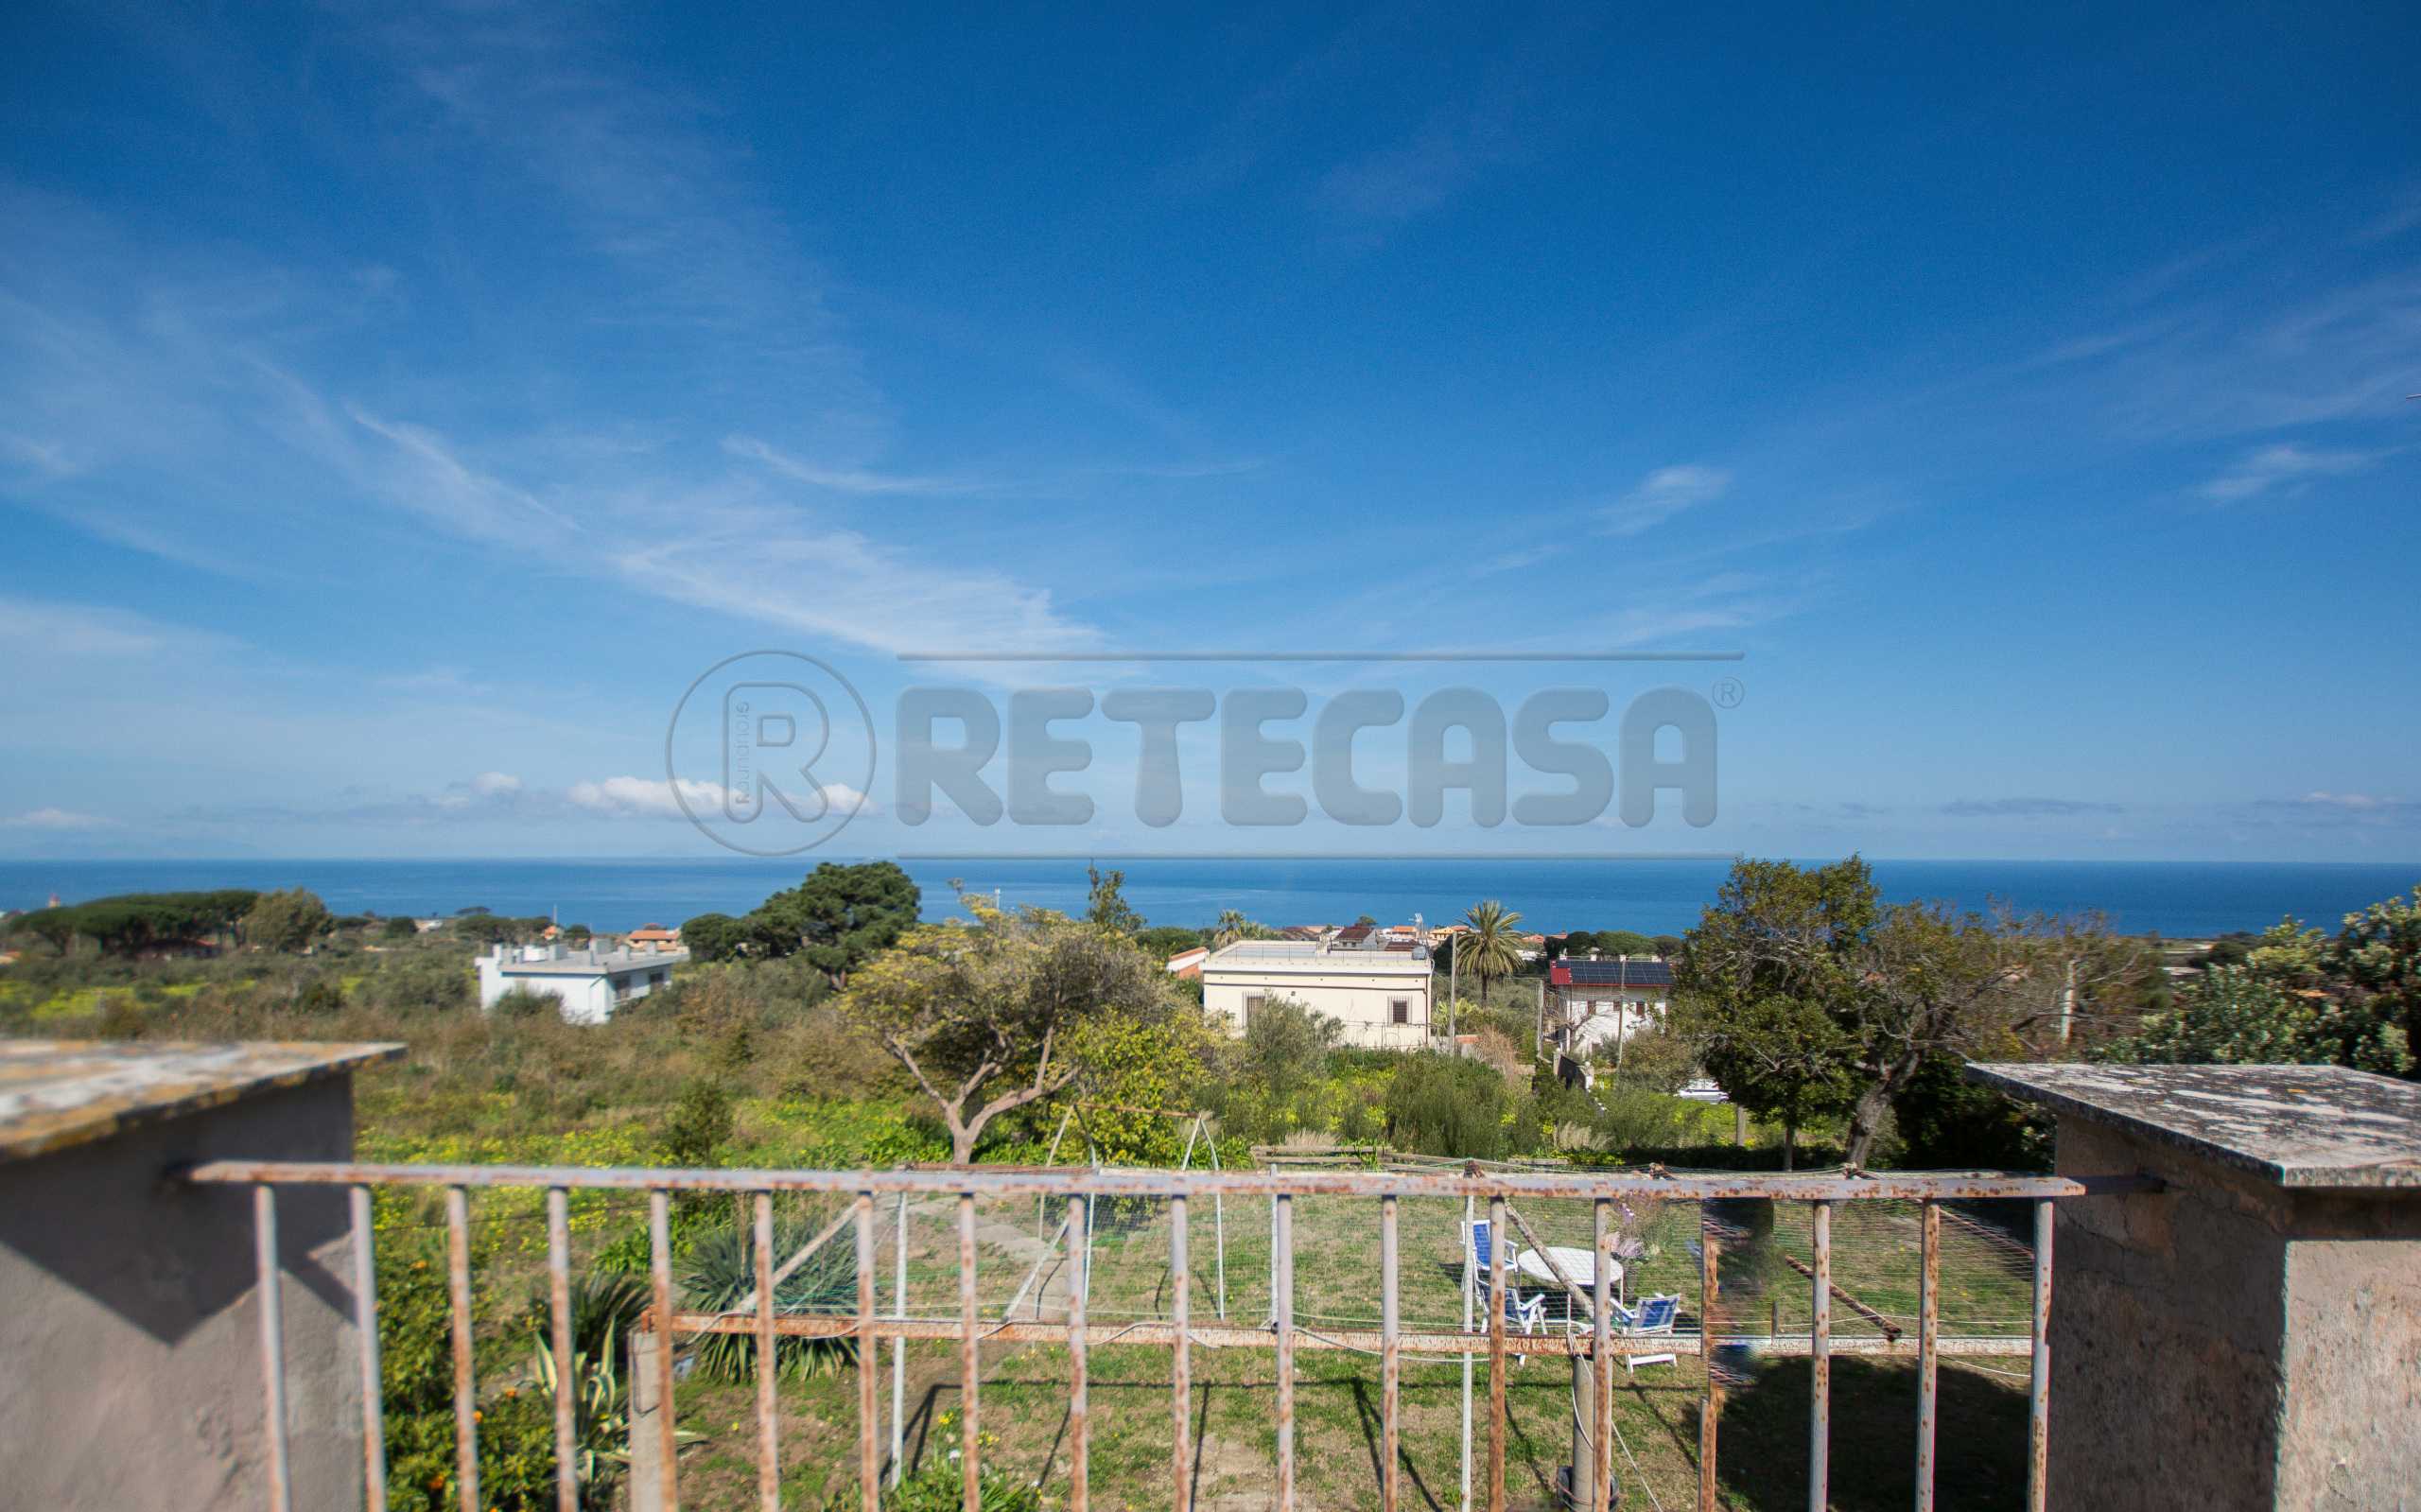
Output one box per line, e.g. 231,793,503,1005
554,1181,2039,1509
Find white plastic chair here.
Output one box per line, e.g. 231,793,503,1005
1610,1293,1681,1373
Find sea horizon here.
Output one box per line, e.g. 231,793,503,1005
5,855,2415,941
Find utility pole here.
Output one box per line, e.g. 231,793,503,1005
1447,943,1458,1048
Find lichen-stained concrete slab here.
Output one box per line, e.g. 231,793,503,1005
0,1039,402,1162
1968,1061,2421,1189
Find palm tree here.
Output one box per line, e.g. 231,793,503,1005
1459,900,1525,1039
1212,910,1251,947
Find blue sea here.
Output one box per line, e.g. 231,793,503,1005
2,857,2414,939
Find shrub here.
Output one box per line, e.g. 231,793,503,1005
660,1077,735,1166
490,985,563,1020
828,1462,1041,1512
1590,1086,1739,1154
357,953,474,1014
1384,1051,1513,1159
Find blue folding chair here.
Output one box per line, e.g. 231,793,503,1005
1610,1293,1681,1373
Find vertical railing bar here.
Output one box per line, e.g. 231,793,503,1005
1593,1198,1613,1512
758,1192,781,1512
1461,1192,1474,1512
1698,1214,1719,1512
1274,1190,1296,1512
254,1184,293,1512
650,1190,680,1512
1210,1136,1228,1322
547,1187,577,1512
350,1185,390,1512
1381,1193,1401,1512
1172,1193,1193,1512
891,1192,907,1488
958,1192,981,1512
1487,1192,1507,1512
2029,1197,2055,1512
1068,1194,1090,1512
446,1185,479,1512
1916,1202,1941,1512
856,1192,878,1512
1809,1200,1832,1512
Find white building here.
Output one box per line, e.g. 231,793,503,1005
1545,956,1675,1057
1200,937,1434,1050
475,941,688,1024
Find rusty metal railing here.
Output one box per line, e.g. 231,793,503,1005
188,1159,2144,1512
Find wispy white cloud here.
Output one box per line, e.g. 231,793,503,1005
1941,797,2125,818
565,773,874,822
0,595,236,660
0,807,117,830
1601,465,1733,536
566,774,732,819
2195,443,2388,504
724,436,983,496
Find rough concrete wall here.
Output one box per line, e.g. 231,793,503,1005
2048,1118,2421,1512
2047,1120,2290,1511
0,1077,365,1510
2274,1199,2421,1509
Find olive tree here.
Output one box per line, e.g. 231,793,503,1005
838,896,1178,1163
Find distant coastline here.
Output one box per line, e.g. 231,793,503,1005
4,856,2414,939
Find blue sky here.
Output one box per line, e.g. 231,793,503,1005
1,2,2416,862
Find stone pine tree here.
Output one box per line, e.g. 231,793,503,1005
748,860,920,986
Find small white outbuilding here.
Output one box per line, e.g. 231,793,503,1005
475,941,688,1024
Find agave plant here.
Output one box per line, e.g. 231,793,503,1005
680,1208,860,1383
531,1320,702,1508
527,1268,651,1362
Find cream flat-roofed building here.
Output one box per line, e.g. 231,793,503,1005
1200,938,1433,1050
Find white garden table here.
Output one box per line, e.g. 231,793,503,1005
1514,1244,1621,1301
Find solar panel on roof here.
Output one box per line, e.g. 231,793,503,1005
1561,959,1674,986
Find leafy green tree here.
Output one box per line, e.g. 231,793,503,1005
1553,930,1597,959
1085,864,1145,935
1601,1025,1698,1093
679,912,752,963
1135,925,1206,960
751,860,920,985
379,915,420,941
1673,859,1876,1167
15,890,261,957
1211,910,1252,947
1890,1051,2052,1171
562,924,592,947
11,908,78,954
243,888,335,953
2325,885,2421,1076
838,895,1177,1162
454,913,548,947
1237,997,1341,1110
2106,965,2411,1073
1599,929,1659,957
